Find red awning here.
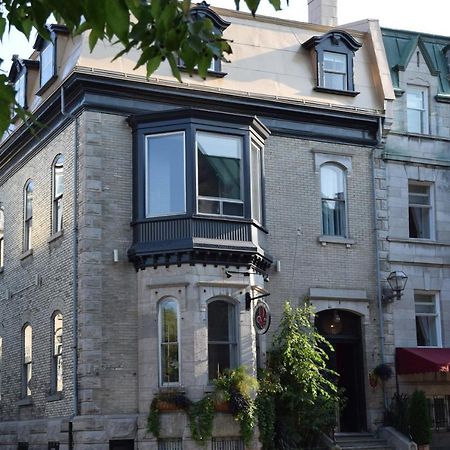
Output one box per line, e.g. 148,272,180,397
396,347,450,375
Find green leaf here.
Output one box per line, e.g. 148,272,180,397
88,29,101,52
244,0,261,16
0,17,6,40
269,0,281,10
166,53,181,82
146,54,163,76
85,0,106,36
105,0,130,42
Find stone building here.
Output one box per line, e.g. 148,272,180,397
380,28,450,447
0,1,394,448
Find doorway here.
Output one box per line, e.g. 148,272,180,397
315,309,367,432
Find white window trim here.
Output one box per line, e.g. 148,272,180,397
408,181,435,240
145,131,186,218
322,51,348,91
158,297,181,387
407,85,429,134
414,291,442,348
319,163,349,238
52,154,64,234
195,131,245,218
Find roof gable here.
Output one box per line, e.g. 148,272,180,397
382,28,450,99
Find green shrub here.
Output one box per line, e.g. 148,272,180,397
408,390,432,445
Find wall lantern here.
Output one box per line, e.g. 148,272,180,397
382,270,408,303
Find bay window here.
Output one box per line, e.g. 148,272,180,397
127,109,271,271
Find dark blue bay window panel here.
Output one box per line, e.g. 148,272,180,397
145,132,186,217
126,108,272,272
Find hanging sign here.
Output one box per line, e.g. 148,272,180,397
254,301,271,334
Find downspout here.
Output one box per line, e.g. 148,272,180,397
371,116,387,408
61,86,79,424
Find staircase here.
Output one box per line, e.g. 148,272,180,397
334,433,394,450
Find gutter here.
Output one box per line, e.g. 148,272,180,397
371,116,387,408
61,87,80,435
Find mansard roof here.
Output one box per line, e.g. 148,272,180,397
382,28,450,101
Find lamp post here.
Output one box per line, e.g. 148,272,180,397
382,270,408,303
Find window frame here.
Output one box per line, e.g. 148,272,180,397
320,163,348,238
52,154,64,234
14,71,27,109
158,298,181,387
207,298,239,381
23,180,34,252
407,86,429,134
195,129,245,218
414,291,442,348
39,39,57,90
51,311,63,394
22,323,32,398
408,181,434,240
145,131,187,218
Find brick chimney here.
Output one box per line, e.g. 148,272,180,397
307,0,337,27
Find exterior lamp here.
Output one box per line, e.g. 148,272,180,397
382,270,408,303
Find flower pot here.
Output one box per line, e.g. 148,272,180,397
157,400,181,411
214,401,231,413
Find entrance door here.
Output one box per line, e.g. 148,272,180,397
315,309,367,432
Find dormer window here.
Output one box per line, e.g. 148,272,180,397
40,40,56,87
8,56,37,112
178,2,230,77
15,72,26,108
303,30,362,96
33,24,68,94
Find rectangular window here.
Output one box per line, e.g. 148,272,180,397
109,440,135,450
427,396,450,430
409,182,432,239
53,155,64,233
40,41,55,87
15,73,26,109
407,87,429,134
323,52,347,90
23,325,32,397
159,299,180,385
251,144,263,224
52,313,63,393
145,132,186,217
212,438,244,450
208,301,238,380
158,439,183,450
415,292,441,347
197,131,243,217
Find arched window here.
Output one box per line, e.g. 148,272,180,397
208,300,238,380
52,312,63,393
24,180,34,251
0,207,4,269
320,164,347,237
158,299,180,385
23,324,32,397
52,155,64,234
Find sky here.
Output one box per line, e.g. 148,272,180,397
1,0,449,73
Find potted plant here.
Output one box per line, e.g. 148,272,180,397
408,390,432,450
373,363,393,382
214,367,259,446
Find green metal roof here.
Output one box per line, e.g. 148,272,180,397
381,28,450,101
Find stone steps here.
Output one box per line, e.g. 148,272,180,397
334,432,394,450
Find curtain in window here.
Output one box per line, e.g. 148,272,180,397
320,165,346,236
159,299,180,384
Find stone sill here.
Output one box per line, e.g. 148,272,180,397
20,249,33,261
47,392,63,402
17,397,33,407
388,237,450,247
318,235,355,247
47,229,64,244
